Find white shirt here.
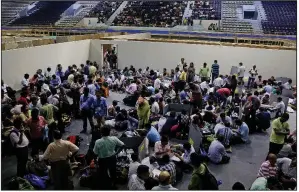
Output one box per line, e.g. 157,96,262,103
249,68,258,78
113,79,122,86
213,77,223,87
179,144,195,164
200,81,210,91
44,71,53,79
21,78,29,88
128,174,145,190
128,161,141,179
154,78,161,90
47,94,59,106
151,101,160,114
107,78,113,86
67,74,74,84
10,129,29,148
275,101,285,114
42,83,50,93
238,66,246,77
283,82,292,90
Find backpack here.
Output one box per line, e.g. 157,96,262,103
5,129,19,156
67,135,83,147
196,164,219,190
8,177,35,190
24,174,48,189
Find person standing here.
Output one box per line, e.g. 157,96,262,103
137,97,151,129
199,63,210,82
93,89,107,126
10,117,29,177
173,67,181,93
80,87,95,133
211,60,219,82
93,125,125,188
248,65,258,88
41,130,79,190
237,62,246,84
269,113,290,155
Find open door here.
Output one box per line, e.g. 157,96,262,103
102,44,118,70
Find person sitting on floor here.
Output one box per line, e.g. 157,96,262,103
231,119,250,145
172,142,195,171
154,135,171,159
152,171,178,190
277,157,297,190
161,111,177,136
128,153,141,179
250,176,281,190
257,153,278,178
150,97,160,115
216,112,232,125
157,154,176,185
128,165,150,190
256,107,271,132
208,135,230,164
216,122,233,148
277,137,296,158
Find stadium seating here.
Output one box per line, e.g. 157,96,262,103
56,1,100,27
87,1,123,24
112,1,187,27
190,0,221,20
261,1,296,35
1,1,35,25
220,1,254,33
10,1,75,26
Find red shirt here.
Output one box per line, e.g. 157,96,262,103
18,96,28,106
27,116,47,139
217,88,231,96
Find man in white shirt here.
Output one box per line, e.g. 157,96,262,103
113,76,122,90
213,75,224,89
150,97,160,115
21,74,30,88
283,79,292,90
237,62,246,83
47,88,59,106
106,76,113,87
67,70,75,84
173,142,195,167
44,67,53,80
128,165,150,190
200,80,210,92
275,97,285,116
10,117,29,177
154,77,162,90
248,65,258,88
128,153,141,179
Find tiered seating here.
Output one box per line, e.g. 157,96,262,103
87,1,122,23
191,0,221,20
1,1,35,25
10,1,75,26
56,1,99,27
261,1,296,35
220,1,254,33
112,1,187,27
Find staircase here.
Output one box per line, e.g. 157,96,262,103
254,1,267,20
55,1,99,27
182,1,193,23
106,1,128,25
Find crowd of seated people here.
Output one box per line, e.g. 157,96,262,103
1,54,297,190
190,0,221,20
112,1,187,27
87,1,122,24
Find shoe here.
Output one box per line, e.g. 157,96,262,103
226,146,232,153
80,130,87,134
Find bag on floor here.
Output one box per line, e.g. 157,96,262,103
27,159,49,177
24,174,48,189
8,177,35,190
67,135,83,147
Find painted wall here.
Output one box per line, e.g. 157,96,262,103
90,40,296,83
2,40,91,90
193,19,219,30
107,33,151,39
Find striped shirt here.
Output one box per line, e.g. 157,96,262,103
257,160,277,178
216,127,233,146
211,63,219,75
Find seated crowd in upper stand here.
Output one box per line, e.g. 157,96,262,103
112,1,187,27
87,1,122,24
1,52,297,190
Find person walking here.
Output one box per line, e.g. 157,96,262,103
211,60,219,82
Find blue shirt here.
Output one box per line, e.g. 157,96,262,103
84,65,90,75
147,86,155,95
94,97,107,117
264,85,273,93
80,94,95,110
87,84,96,96
50,76,61,87
216,127,233,146
208,140,228,164
238,122,249,143
56,70,65,79
147,126,161,143
179,90,188,101
211,63,219,75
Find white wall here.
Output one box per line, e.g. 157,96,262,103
90,40,296,83
2,40,91,90
107,33,151,39
193,20,219,30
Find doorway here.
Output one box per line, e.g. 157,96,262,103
102,44,118,70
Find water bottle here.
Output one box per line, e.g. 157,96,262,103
217,180,222,186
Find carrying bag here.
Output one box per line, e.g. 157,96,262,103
67,135,83,147
196,164,219,190
8,177,35,190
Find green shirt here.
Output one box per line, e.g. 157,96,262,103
188,164,206,190
270,118,289,144
199,67,209,77
40,104,55,124
93,136,124,158
250,177,267,190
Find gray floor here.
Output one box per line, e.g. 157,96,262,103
1,91,296,190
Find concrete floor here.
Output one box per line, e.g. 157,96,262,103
1,91,296,190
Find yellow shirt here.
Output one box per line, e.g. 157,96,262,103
180,71,187,81
89,66,97,76
270,118,289,144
